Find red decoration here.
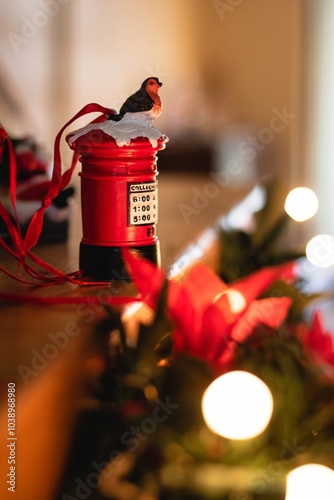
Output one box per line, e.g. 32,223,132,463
69,132,165,248
299,311,334,377
124,250,294,373
0,104,115,286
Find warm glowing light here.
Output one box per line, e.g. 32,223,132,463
284,187,318,222
214,290,246,314
227,290,246,314
201,371,273,440
285,464,334,500
306,234,334,268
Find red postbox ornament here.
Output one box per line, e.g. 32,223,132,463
67,77,168,280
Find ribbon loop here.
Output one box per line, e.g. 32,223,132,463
0,104,122,291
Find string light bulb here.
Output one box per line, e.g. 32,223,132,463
285,464,334,500
214,290,246,314
201,371,273,440
306,234,334,268
284,187,318,222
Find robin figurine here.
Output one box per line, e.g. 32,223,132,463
108,77,163,123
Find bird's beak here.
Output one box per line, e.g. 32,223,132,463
158,81,162,87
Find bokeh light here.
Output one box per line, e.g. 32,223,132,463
284,187,318,222
306,234,334,268
202,371,273,440
285,464,334,500
213,290,246,314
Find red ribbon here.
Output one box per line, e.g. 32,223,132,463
0,105,140,304
24,103,113,249
0,292,140,306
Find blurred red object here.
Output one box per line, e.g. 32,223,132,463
124,249,293,373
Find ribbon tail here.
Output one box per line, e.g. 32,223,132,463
24,103,113,251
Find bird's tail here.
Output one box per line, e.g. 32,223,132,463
107,112,124,122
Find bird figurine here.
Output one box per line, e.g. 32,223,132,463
108,77,163,123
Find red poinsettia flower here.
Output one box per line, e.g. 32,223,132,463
169,263,292,371
123,250,293,373
299,312,334,377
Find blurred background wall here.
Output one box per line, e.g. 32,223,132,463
0,0,332,234
303,0,334,235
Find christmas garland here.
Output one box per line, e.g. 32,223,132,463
57,188,334,500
